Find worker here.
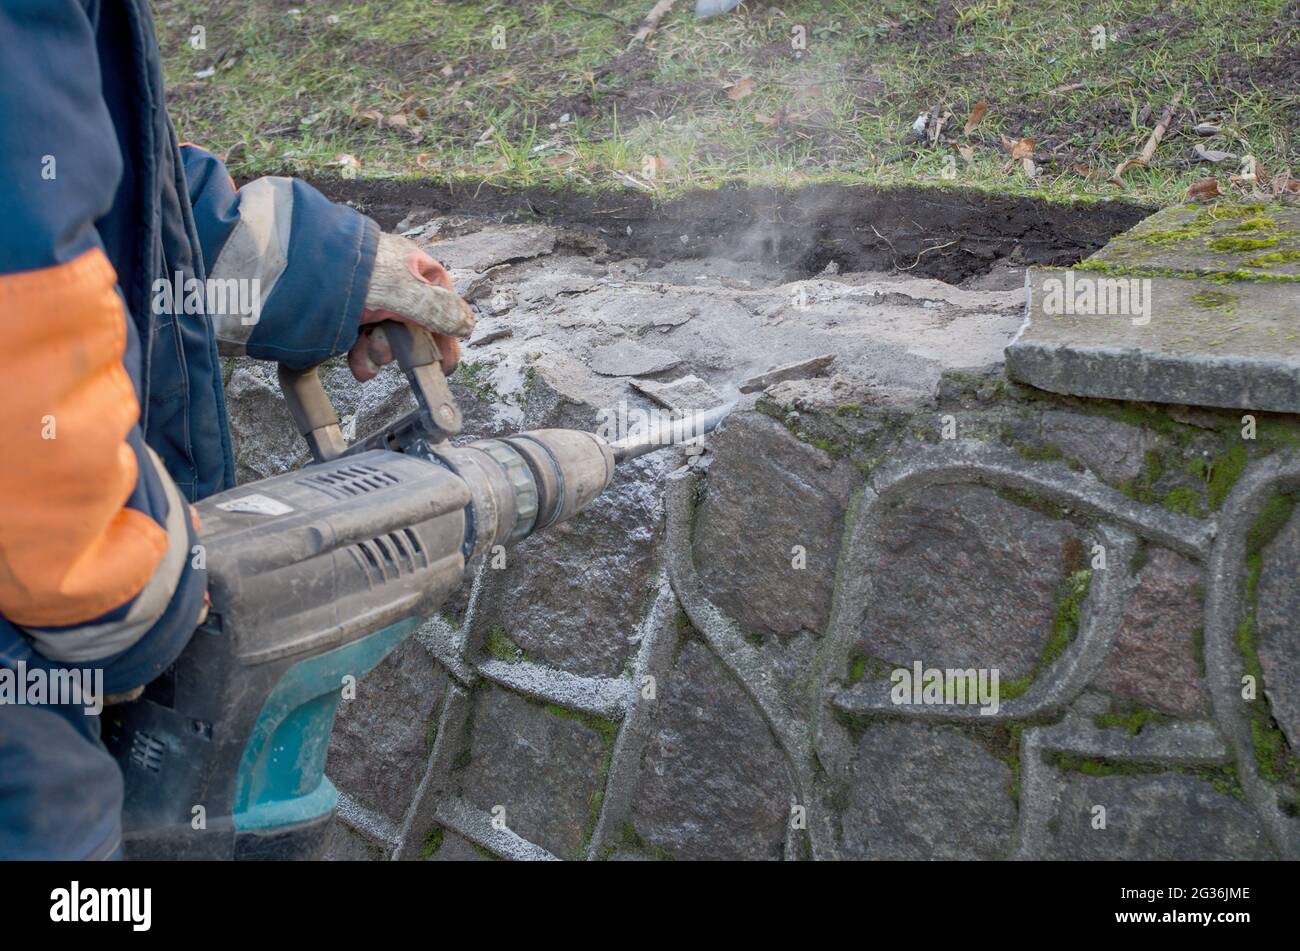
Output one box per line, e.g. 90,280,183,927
0,0,475,860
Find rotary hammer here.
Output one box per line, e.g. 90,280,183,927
105,319,725,860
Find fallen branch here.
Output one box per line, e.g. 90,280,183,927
1109,93,1181,184
629,0,676,47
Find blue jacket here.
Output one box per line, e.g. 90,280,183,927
0,0,380,692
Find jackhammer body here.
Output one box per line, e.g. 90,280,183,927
105,317,719,860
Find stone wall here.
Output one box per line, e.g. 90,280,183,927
226,204,1300,860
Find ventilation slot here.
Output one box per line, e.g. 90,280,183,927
349,530,430,585
130,732,166,773
300,464,401,500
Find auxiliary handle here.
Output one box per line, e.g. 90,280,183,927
278,320,463,463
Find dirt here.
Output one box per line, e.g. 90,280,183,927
305,179,1151,284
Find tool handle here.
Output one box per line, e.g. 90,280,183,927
278,320,462,464
277,362,347,463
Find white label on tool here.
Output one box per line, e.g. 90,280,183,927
216,493,294,516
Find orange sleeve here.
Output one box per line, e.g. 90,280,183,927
0,248,168,627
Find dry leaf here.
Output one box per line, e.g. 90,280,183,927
1186,177,1221,201
963,101,988,136
1001,135,1036,161
1193,143,1235,163
725,78,757,101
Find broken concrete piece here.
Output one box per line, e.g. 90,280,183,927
479,287,518,316
629,374,723,413
739,353,836,393
468,326,514,348
426,225,557,271
589,341,682,377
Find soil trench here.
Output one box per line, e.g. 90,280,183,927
305,180,1151,286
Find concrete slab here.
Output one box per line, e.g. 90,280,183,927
1089,203,1300,280
1006,269,1300,412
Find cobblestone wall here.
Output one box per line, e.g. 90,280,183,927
319,372,1300,860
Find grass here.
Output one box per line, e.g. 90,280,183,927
155,0,1299,205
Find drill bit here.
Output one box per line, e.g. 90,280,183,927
606,403,733,462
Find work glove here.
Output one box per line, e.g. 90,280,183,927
350,233,476,381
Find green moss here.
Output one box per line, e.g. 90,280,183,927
418,826,445,860
1243,250,1300,268
1189,288,1238,312
1094,704,1171,736
1134,222,1212,246
844,648,892,686
1232,216,1277,233
804,435,848,458
1246,493,1297,558
486,626,522,663
1236,493,1300,788
1002,569,1091,701
1120,449,1166,504
1207,443,1248,511
847,649,868,686
1074,257,1300,284
1130,537,1150,573
1258,417,1300,453
1046,752,1245,799
1163,485,1203,517
1208,235,1281,253
543,703,619,741
995,487,1073,522
1130,206,1267,247
540,704,619,855
1009,439,1067,464
450,360,499,402
620,821,675,861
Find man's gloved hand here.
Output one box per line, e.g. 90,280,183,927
351,232,476,381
